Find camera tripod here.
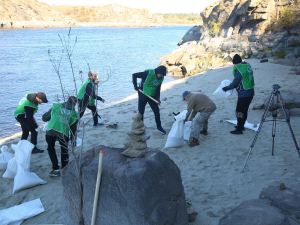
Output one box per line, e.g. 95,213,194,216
242,84,300,172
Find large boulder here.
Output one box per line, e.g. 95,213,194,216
178,25,209,46
219,199,290,225
264,90,300,110
61,145,188,225
259,185,300,219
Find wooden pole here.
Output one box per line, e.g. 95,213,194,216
91,150,104,225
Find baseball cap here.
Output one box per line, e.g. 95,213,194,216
36,92,48,103
182,91,190,101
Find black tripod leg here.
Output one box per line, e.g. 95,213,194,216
242,92,275,172
271,116,276,156
278,93,300,156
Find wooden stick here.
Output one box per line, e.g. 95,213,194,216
91,150,104,225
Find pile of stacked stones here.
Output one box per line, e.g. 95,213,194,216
121,113,150,158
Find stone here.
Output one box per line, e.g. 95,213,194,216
253,103,265,110
127,131,150,142
131,140,147,150
123,138,132,148
131,120,145,129
277,108,290,119
162,97,167,101
131,126,146,134
121,148,148,158
260,185,300,219
132,113,142,122
219,199,290,225
264,91,300,110
289,108,300,116
62,146,189,225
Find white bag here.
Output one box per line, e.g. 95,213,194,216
0,198,45,225
164,110,187,148
183,121,192,141
12,140,46,194
0,146,14,170
2,157,17,178
213,80,233,98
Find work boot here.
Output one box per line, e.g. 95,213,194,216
31,147,44,154
49,170,60,177
200,129,208,135
230,129,243,135
157,126,166,134
235,126,245,131
189,138,199,147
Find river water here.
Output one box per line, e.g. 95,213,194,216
0,26,191,139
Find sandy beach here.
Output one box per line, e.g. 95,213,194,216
1,58,300,225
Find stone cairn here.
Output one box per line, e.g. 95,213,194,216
121,113,150,158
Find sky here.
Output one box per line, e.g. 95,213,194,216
38,0,218,14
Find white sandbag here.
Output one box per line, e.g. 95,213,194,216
0,198,45,225
183,121,192,141
12,140,46,194
226,120,260,131
0,146,14,170
2,157,17,178
13,165,47,194
213,80,233,98
164,110,187,148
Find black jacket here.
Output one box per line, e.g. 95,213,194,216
132,71,162,102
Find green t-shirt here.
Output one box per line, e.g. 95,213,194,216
143,69,164,96
14,93,38,117
232,63,255,90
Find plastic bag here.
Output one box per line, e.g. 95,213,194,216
12,140,46,194
164,110,187,148
2,157,17,178
183,121,192,141
213,80,233,98
0,146,14,170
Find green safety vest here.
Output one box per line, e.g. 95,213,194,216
46,103,78,137
232,63,255,90
14,93,38,117
143,69,164,96
78,79,97,106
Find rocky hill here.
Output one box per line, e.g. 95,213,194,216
0,0,168,28
159,0,300,77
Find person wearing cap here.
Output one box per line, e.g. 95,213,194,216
14,92,48,154
42,96,78,177
132,65,167,134
183,91,216,147
78,70,105,127
222,54,255,135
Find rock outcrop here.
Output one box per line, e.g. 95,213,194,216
61,145,189,225
160,0,300,78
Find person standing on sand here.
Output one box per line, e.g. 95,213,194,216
14,92,48,154
77,70,105,127
222,54,255,135
42,96,78,177
182,91,216,147
132,65,167,134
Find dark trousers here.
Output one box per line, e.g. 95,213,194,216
15,116,37,146
138,98,161,128
236,96,253,130
78,99,98,125
46,135,69,170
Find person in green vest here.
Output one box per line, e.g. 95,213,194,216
42,96,78,177
132,65,167,134
222,54,255,134
78,70,105,127
14,92,48,154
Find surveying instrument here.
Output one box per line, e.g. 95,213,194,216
242,84,300,172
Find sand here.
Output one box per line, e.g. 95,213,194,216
1,58,300,225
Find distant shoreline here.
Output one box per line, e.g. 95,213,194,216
0,21,196,30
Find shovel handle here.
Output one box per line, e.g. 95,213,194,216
138,89,174,114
